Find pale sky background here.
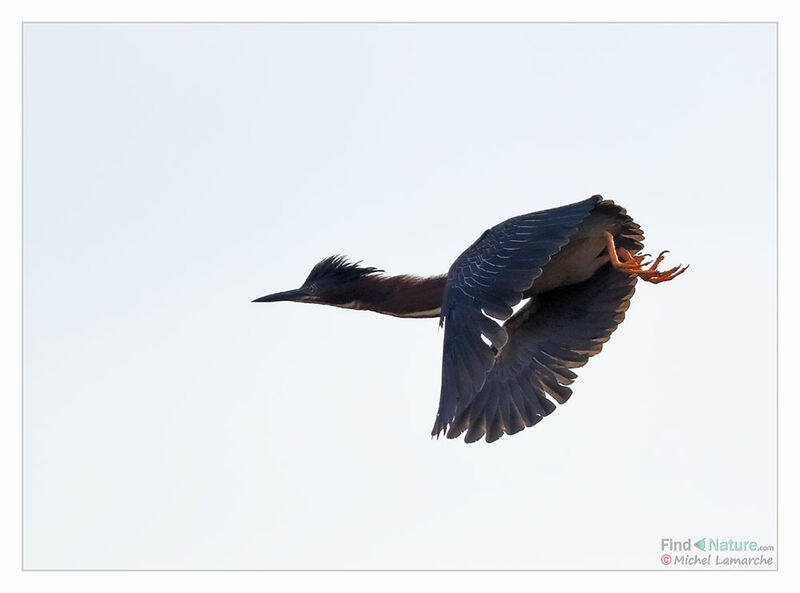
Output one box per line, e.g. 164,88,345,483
23,23,776,569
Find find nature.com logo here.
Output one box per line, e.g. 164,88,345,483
659,538,775,567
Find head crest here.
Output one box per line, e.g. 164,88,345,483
304,255,384,285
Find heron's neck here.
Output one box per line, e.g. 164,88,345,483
343,274,447,318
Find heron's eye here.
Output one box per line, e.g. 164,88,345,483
308,284,317,293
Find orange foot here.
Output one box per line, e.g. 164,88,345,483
604,231,688,284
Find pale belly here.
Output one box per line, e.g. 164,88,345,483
331,300,441,319
389,307,442,318
527,235,609,295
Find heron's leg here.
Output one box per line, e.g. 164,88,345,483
604,231,688,284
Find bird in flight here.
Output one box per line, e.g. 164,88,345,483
253,195,687,443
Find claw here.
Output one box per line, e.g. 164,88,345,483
604,232,687,284
647,250,669,271
647,263,689,283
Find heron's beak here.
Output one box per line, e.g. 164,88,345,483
252,288,308,303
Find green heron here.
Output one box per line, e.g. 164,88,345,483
253,195,686,443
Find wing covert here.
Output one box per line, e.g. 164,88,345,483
432,196,601,437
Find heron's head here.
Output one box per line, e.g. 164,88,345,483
252,255,384,306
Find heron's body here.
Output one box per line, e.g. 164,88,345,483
254,195,686,443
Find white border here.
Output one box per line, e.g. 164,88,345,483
2,1,796,592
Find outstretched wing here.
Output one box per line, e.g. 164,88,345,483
446,264,637,443
432,196,601,438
